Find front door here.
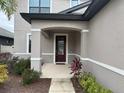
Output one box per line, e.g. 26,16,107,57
55,36,66,63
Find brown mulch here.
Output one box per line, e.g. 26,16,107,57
0,74,51,93
71,78,85,93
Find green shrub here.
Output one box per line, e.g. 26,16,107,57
7,57,19,73
79,72,113,93
22,69,40,85
0,65,8,83
0,57,18,74
14,58,30,75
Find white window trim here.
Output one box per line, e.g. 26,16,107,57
50,0,52,13
28,0,29,13
26,33,31,53
70,0,80,8
28,0,52,13
53,33,68,64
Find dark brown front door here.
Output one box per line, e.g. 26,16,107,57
55,36,66,63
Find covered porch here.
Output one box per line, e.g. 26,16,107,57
30,20,88,72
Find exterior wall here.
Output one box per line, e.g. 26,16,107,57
31,20,87,63
32,20,88,30
83,61,124,93
52,0,70,13
52,0,88,13
86,0,124,93
88,0,124,69
14,0,88,56
31,31,42,71
41,30,81,63
14,0,31,56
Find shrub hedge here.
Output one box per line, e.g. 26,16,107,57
79,72,113,93
0,65,8,83
14,58,30,75
22,69,40,85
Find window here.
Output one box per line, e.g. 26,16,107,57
29,35,31,53
27,33,32,53
29,0,50,13
71,0,79,7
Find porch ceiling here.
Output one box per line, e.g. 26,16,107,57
41,27,81,38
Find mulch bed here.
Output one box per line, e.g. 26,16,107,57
71,78,85,93
0,74,51,93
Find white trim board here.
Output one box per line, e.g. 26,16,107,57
50,0,52,13
31,29,41,32
53,33,68,64
13,53,31,55
27,0,29,13
42,53,79,56
42,53,54,56
82,29,89,33
67,53,124,76
87,58,124,76
31,58,42,61
79,57,124,76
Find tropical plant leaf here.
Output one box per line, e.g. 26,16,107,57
0,0,17,20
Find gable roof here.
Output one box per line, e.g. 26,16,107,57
0,27,14,39
59,0,92,14
20,0,110,24
83,0,110,20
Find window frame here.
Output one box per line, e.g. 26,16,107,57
29,0,51,13
27,33,32,53
70,0,80,7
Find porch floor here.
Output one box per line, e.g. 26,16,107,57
41,63,73,78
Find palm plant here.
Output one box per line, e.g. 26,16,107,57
0,0,17,19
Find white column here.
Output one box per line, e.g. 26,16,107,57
81,30,89,57
31,29,42,72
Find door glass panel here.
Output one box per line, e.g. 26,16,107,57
58,40,64,55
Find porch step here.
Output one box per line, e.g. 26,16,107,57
49,78,75,93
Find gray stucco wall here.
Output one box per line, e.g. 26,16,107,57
31,20,87,63
86,0,124,93
82,61,124,93
41,30,81,63
14,0,88,55
14,0,31,54
88,0,124,69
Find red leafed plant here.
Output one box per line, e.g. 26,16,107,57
70,57,82,78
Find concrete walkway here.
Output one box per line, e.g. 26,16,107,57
41,63,73,78
41,63,75,93
49,78,75,93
